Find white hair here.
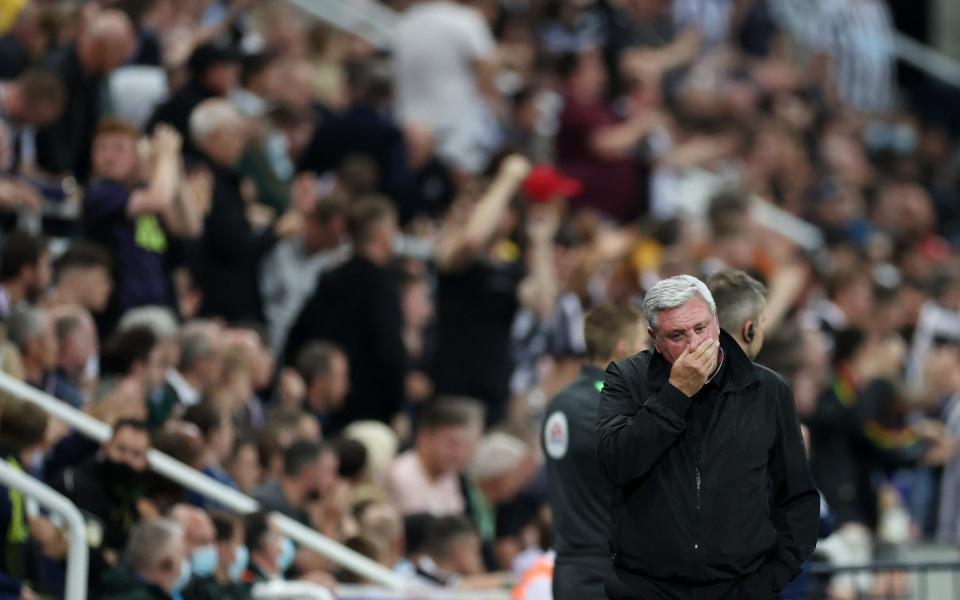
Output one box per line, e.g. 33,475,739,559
125,518,182,572
642,275,716,331
118,305,179,339
189,98,241,145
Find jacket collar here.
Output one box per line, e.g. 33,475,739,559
644,329,758,396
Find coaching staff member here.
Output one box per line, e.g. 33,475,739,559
597,275,818,599
542,303,647,600
707,268,768,361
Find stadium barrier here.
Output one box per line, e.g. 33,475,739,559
0,459,89,600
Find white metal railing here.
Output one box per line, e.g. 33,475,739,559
895,33,960,88
0,372,413,592
0,459,88,600
286,0,398,48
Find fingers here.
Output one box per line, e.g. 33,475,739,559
687,339,719,373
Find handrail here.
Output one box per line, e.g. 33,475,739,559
0,459,89,600
286,0,398,49
0,372,412,591
894,33,960,88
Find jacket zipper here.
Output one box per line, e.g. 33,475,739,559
694,465,701,552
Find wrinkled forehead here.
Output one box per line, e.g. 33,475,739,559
654,298,715,332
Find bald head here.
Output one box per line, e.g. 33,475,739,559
170,504,215,552
78,10,136,75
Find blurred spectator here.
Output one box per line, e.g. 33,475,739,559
190,99,298,322
100,325,165,405
261,193,348,356
255,440,339,527
354,500,404,568
171,504,218,582
49,305,96,409
432,155,557,425
184,511,250,600
412,515,484,586
223,325,274,432
7,305,58,396
0,69,64,179
813,0,895,115
48,419,150,579
183,402,238,499
302,59,414,208
156,320,223,426
286,197,405,431
393,0,501,173
226,437,262,496
99,518,188,600
554,48,652,222
294,341,349,433
0,398,50,597
49,242,113,316
232,50,283,118
83,119,198,332
386,401,478,517
242,512,292,584
0,4,57,80
805,329,926,530
36,10,137,181
0,230,50,319
465,430,538,566
148,42,240,153
342,420,399,493
400,270,435,406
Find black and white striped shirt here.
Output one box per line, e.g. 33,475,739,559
811,0,896,114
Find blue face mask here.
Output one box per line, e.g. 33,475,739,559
228,545,249,583
278,537,295,573
191,545,218,578
172,558,192,593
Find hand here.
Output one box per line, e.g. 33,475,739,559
152,125,182,157
186,168,213,216
526,202,560,243
29,516,67,560
499,154,531,183
279,368,306,410
274,210,303,238
86,377,146,425
667,339,720,397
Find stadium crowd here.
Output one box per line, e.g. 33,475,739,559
0,0,956,598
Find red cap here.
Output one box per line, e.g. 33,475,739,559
521,165,582,203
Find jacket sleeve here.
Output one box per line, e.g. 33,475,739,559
595,360,693,487
765,375,821,592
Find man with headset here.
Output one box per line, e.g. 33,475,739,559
706,269,768,360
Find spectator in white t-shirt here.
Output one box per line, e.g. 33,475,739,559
393,0,502,173
385,400,480,516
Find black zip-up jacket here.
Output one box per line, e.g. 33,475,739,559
596,331,819,592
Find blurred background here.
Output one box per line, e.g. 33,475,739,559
0,0,957,598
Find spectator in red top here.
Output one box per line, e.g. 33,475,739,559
554,47,659,222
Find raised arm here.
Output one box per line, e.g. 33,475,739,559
434,154,530,272
127,125,182,218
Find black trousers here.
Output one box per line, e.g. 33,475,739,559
553,556,609,600
604,568,776,600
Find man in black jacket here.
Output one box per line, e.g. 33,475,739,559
543,302,647,600
189,99,299,323
597,274,818,599
285,197,406,432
